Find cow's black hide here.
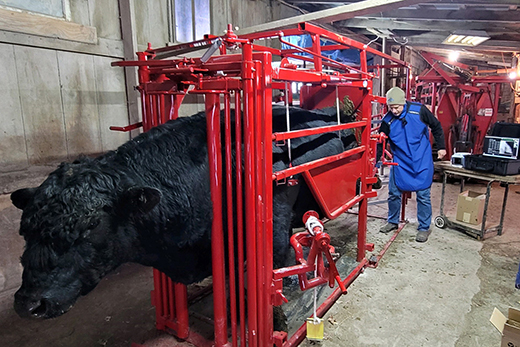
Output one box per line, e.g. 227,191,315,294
11,105,354,319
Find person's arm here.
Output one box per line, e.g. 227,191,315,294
376,118,390,161
419,105,446,159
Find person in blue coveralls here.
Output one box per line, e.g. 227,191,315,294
378,87,446,242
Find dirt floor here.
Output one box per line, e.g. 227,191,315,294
1,169,520,346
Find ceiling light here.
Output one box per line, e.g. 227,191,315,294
443,31,490,47
509,71,517,80
448,51,460,62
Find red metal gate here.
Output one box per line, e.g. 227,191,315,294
112,22,408,347
414,51,517,159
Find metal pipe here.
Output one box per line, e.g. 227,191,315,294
234,91,246,346
498,184,509,236
205,93,228,347
242,41,258,347
367,223,407,268
253,59,267,347
173,282,189,339
224,93,238,347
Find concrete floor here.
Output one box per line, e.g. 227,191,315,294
1,174,519,346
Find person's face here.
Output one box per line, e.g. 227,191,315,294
389,104,404,117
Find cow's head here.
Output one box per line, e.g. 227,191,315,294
11,160,161,319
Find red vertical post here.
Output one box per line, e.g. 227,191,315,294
253,61,266,346
357,83,371,262
234,91,247,346
360,49,368,74
152,268,165,330
259,53,274,345
224,93,238,347
205,93,228,347
150,94,157,128
311,34,322,72
242,41,258,347
160,94,167,124
431,83,437,115
173,282,189,339
253,59,267,347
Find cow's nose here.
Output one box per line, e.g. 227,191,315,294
14,290,48,318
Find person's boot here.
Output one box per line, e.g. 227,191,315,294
379,222,398,234
416,230,431,242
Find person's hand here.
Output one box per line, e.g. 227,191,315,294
437,149,447,160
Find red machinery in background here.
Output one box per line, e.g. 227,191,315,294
414,51,516,159
112,23,409,347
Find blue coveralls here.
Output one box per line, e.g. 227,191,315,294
383,102,434,231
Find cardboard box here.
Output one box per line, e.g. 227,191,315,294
490,307,520,347
455,190,485,225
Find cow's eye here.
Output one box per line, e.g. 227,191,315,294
87,220,99,230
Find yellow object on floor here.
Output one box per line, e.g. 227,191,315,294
306,317,324,340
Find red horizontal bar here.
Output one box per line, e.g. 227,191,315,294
272,146,366,181
272,264,315,280
299,23,409,68
273,68,361,83
328,194,364,219
272,121,366,142
372,95,387,104
109,122,143,132
199,79,242,90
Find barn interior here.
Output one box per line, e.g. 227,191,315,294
1,1,520,347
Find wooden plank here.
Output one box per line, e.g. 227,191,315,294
134,0,151,47
69,0,91,27
93,55,130,151
14,45,67,164
338,17,520,32
118,0,140,131
88,0,120,40
146,0,170,47
211,0,228,35
0,43,28,171
0,7,97,44
57,51,103,157
0,30,124,58
237,0,432,35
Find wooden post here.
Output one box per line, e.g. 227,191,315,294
118,0,141,138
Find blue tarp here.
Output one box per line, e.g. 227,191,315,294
282,34,374,66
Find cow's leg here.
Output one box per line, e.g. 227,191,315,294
272,183,300,269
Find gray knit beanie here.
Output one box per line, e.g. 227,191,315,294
386,87,406,105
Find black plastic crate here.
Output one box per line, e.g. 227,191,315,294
464,154,520,176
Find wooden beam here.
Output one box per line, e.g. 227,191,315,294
118,0,141,136
403,33,520,52
238,0,432,35
0,8,97,44
0,31,123,58
287,0,520,6
337,17,520,32
367,8,520,23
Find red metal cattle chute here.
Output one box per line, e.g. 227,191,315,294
112,22,408,347
414,51,514,159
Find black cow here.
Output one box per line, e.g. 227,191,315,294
11,105,353,319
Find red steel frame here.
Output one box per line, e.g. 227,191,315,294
113,22,409,347
415,51,517,158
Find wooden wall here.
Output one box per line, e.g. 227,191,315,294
0,0,289,172
0,0,297,297
0,0,128,172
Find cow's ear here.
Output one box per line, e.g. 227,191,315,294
119,187,162,215
11,188,37,210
